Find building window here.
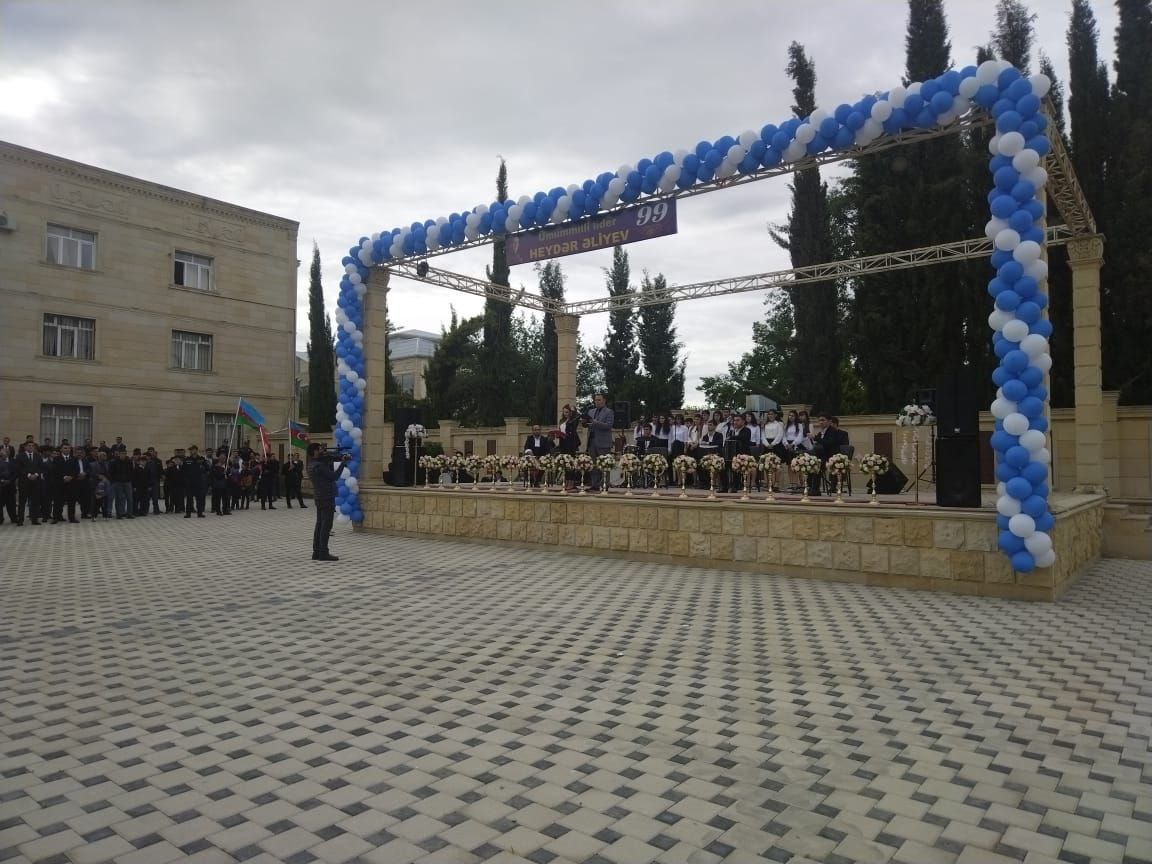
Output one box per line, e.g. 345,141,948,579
204,412,235,453
298,386,309,418
46,224,96,270
41,404,93,444
42,313,95,360
172,330,213,371
397,372,415,395
174,251,213,291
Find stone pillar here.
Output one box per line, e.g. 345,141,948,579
555,314,579,419
1066,235,1106,494
503,417,528,455
362,271,390,482
438,420,457,455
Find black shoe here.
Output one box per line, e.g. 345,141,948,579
197,513,205,518
126,515,134,519
31,520,39,525
184,513,191,518
69,518,79,523
268,505,276,510
318,554,339,561
299,505,307,509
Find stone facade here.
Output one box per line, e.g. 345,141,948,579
0,141,298,455
357,486,1105,601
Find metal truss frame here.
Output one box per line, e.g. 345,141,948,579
381,100,1095,317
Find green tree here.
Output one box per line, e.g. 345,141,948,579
601,246,640,403
533,261,566,423
770,41,841,412
577,341,606,405
478,159,515,424
1041,57,1075,407
635,272,685,414
305,243,336,431
424,309,484,425
992,0,1037,70
699,290,798,408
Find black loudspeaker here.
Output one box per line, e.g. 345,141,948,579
873,463,908,495
936,435,982,507
935,369,980,435
393,406,423,438
388,444,409,486
613,401,631,428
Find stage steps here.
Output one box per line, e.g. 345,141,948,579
1103,502,1152,560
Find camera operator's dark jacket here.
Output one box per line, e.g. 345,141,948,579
309,459,339,506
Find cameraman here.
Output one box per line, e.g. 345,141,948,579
307,443,342,561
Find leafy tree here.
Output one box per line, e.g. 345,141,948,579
699,290,798,408
424,309,484,425
992,0,1037,71
635,272,685,414
1040,57,1074,407
533,261,566,423
770,41,841,412
577,341,606,405
305,243,336,431
601,246,640,403
478,159,515,424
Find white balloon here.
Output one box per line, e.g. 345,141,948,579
354,378,367,390
995,228,1021,251
340,419,353,432
517,194,530,206
1003,412,1030,436
997,495,1022,517
1002,319,1030,343
426,234,439,251
505,215,519,233
1029,72,1052,98
475,203,488,214
1024,259,1048,281
673,148,689,163
795,124,816,144
336,513,350,523
665,164,682,183
952,94,968,114
715,161,737,179
997,481,1007,497
607,178,626,195
739,129,758,149
1020,334,1049,357
871,100,893,121
1034,352,1053,373
1034,548,1056,568
809,109,828,126
1009,513,1037,538
988,134,1002,156
360,238,371,250
783,141,807,162
1012,149,1041,172
566,184,579,194
906,81,922,95
465,212,480,227
1024,531,1052,555
555,196,570,214
349,272,362,285
988,309,1013,331
550,210,566,224
342,321,355,334
354,284,367,298
958,77,980,100
658,175,678,193
344,264,358,275
1034,447,1052,464
998,131,1026,156
506,204,522,221
991,397,1017,419
1025,166,1048,189
436,215,448,225
1013,240,1043,263
985,217,1008,239
727,143,744,161
863,118,884,137
344,370,356,382
1019,429,1047,452
617,164,633,179
977,59,1001,85
464,225,478,241
358,249,372,265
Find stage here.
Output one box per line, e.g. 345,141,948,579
356,483,1104,601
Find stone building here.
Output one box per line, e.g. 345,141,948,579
389,328,440,400
0,141,299,454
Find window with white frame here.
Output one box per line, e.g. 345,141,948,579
174,251,213,291
397,372,415,395
42,313,95,360
204,412,235,452
171,330,213,371
40,404,93,444
46,224,96,270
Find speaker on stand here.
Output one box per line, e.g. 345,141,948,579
389,407,424,486
612,401,631,429
932,371,982,507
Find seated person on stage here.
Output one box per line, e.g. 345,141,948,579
523,425,552,486
808,413,849,496
721,413,752,493
696,420,722,488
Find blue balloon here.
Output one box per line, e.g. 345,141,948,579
1028,135,1051,156
806,135,829,155
943,70,963,93
1019,120,1039,139
996,289,1022,311
921,80,940,99
1021,462,1048,485
636,157,653,174
761,123,779,142
772,131,791,151
1032,482,1050,499
996,110,1022,132
819,117,839,139
1022,495,1048,519
990,430,1017,452
904,93,924,114
1019,367,1043,388
1031,415,1049,432
975,84,999,107
1006,477,1033,500
1014,276,1038,297
999,531,1026,554
1006,76,1031,100
1016,301,1041,324
1008,209,1034,232
682,153,700,174
991,250,1013,269
1005,445,1031,468
1019,396,1044,419
992,98,1015,118
846,111,866,131
997,514,1011,531
999,260,1024,283
930,91,953,114
994,338,1013,359
1017,93,1041,117
990,195,1018,219
987,277,1009,298
998,67,1022,88
833,104,852,123
1029,385,1048,401
1021,227,1045,244
738,154,759,174
695,140,712,159
1002,379,1028,401
1011,550,1036,573
761,147,782,168
994,166,1019,191
992,367,1013,387
1012,180,1037,202
714,135,735,153
1031,319,1054,338
703,149,723,170
694,165,714,184
1003,350,1030,373
626,169,642,189
996,462,1020,482
1036,512,1055,532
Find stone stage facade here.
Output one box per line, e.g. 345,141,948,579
356,485,1104,602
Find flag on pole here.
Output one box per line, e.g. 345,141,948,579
259,425,271,458
289,421,309,450
236,398,266,429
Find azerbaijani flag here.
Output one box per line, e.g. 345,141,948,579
259,425,271,458
289,420,309,450
236,398,265,430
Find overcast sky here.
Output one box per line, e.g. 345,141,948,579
0,0,1117,404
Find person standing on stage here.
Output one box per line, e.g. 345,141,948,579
584,393,615,492
308,443,340,561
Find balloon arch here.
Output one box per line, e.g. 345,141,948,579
331,58,1099,575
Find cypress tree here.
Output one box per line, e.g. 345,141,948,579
635,272,685,414
1107,0,1152,401
533,261,566,423
601,246,639,405
992,0,1037,71
305,243,337,430
479,159,514,424
769,42,841,412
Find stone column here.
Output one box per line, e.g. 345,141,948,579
438,420,457,455
361,271,389,482
1066,235,1106,494
555,314,579,418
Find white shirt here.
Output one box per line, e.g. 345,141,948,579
747,425,762,446
671,425,689,444
762,421,785,447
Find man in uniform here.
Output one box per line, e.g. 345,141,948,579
307,443,339,561
182,445,208,518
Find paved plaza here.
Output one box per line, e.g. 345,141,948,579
1,509,1150,864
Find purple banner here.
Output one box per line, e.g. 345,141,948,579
506,199,678,266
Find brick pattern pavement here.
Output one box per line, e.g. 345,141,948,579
1,511,1150,864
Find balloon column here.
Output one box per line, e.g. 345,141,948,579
350,59,1055,568
333,257,368,525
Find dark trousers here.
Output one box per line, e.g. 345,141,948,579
313,503,334,557
185,488,205,516
0,483,16,523
18,481,42,523
286,480,304,507
211,487,230,514
52,486,77,521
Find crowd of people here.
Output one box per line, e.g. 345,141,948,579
0,435,308,526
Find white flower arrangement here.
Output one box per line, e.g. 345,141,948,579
552,453,576,472
642,452,668,476
482,454,501,476
731,454,757,475
759,453,783,474
574,453,595,472
617,452,641,475
896,404,936,427
595,453,617,471
858,453,890,475
826,453,851,476
417,455,434,470
500,454,520,473
790,453,822,476
465,454,484,475
405,423,426,439
672,454,697,477
698,453,726,475
519,453,540,471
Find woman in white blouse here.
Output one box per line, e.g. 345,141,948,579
762,409,787,459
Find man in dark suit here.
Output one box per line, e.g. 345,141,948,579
810,414,850,496
523,425,552,487
48,443,81,523
308,443,340,561
182,445,208,518
15,441,45,525
584,394,615,492
0,447,17,524
284,453,306,508
722,414,752,493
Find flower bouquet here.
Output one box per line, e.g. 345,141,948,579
642,452,668,497
731,453,757,499
759,453,783,499
417,454,434,489
595,454,616,495
552,453,576,494
672,454,696,498
698,452,725,499
537,454,555,489
574,453,595,493
449,453,467,487
896,403,936,427
465,454,484,491
617,452,641,495
826,452,851,501
790,452,822,503
482,454,502,489
499,454,520,490
519,453,540,490
858,452,890,505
